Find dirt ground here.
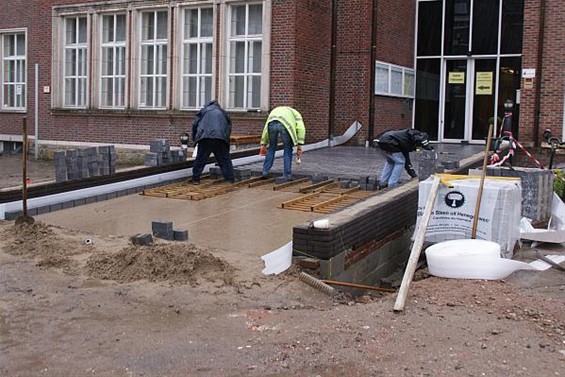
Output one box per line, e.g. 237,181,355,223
1,218,564,377
2,152,565,376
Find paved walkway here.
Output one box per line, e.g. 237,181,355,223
238,143,486,182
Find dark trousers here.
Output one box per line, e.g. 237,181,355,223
192,138,234,182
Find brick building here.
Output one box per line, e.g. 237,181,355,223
0,0,562,154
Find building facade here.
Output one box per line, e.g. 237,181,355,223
0,0,562,153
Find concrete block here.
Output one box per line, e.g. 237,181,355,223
209,167,222,179
130,233,154,246
152,220,174,240
37,206,50,215
312,174,329,184
150,139,170,153
96,194,108,202
73,198,86,207
441,160,460,170
62,201,75,209
173,229,189,241
85,196,97,205
339,180,351,189
49,203,63,212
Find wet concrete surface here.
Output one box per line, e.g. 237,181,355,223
35,186,318,269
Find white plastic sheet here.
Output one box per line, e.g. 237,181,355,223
261,241,293,275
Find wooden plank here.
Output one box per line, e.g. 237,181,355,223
299,180,336,193
310,195,348,211
248,178,275,188
280,192,321,208
273,177,310,190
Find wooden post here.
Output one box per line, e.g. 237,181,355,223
22,116,28,217
393,175,441,312
471,123,494,239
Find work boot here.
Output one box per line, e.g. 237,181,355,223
191,180,200,185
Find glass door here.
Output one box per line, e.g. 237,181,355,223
442,58,497,143
442,59,468,141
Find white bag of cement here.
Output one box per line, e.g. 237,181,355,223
416,176,522,258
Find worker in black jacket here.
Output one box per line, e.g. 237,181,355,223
374,128,433,188
190,100,234,184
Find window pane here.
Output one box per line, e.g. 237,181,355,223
391,68,403,95
250,41,262,73
140,77,153,106
415,59,440,140
65,49,76,75
188,44,198,74
142,12,154,40
158,45,167,75
116,15,126,42
157,11,168,39
202,76,212,104
116,78,125,107
248,4,263,34
186,77,196,107
102,48,113,75
187,9,198,38
117,46,126,75
444,0,470,55
404,71,415,97
3,35,13,55
65,78,75,105
16,34,25,55
472,0,499,55
501,0,524,54
231,41,245,73
102,15,114,43
248,76,261,108
375,64,389,93
203,43,212,74
78,17,87,43
78,49,86,75
231,5,246,36
230,76,244,107
201,8,213,37
101,77,113,106
66,18,76,44
417,1,442,56
141,45,154,74
157,77,166,107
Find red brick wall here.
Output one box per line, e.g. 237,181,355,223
374,0,416,133
519,0,564,146
333,0,415,145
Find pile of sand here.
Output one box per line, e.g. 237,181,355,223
1,221,236,286
86,243,236,286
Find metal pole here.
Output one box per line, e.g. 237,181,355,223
34,63,39,159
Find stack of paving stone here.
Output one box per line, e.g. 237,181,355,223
98,145,116,176
144,139,185,166
54,145,116,182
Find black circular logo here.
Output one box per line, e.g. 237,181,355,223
444,190,465,208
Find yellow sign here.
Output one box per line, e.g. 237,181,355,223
476,72,493,95
448,72,465,84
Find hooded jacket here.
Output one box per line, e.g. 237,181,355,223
261,106,306,146
191,100,232,144
376,129,432,167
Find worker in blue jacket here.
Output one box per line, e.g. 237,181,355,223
374,128,433,188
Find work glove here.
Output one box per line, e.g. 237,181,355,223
406,167,418,179
296,146,303,157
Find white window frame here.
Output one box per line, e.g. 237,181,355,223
99,13,127,109
138,9,169,109
63,16,89,108
180,6,214,110
226,2,264,110
1,29,27,112
374,60,415,98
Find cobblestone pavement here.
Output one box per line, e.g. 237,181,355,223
238,144,486,182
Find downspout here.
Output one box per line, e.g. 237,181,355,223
328,0,338,144
533,0,546,147
368,0,378,144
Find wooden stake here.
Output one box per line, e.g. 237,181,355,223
22,116,28,217
321,279,396,293
393,175,441,312
471,123,494,239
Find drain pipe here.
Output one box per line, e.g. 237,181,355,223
328,0,338,146
533,0,546,147
367,0,378,145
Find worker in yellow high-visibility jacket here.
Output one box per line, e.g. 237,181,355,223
260,106,306,181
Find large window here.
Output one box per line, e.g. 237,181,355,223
228,3,263,109
1,31,26,111
64,16,88,108
53,1,270,112
100,14,126,109
139,10,168,109
375,61,415,98
182,7,213,109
